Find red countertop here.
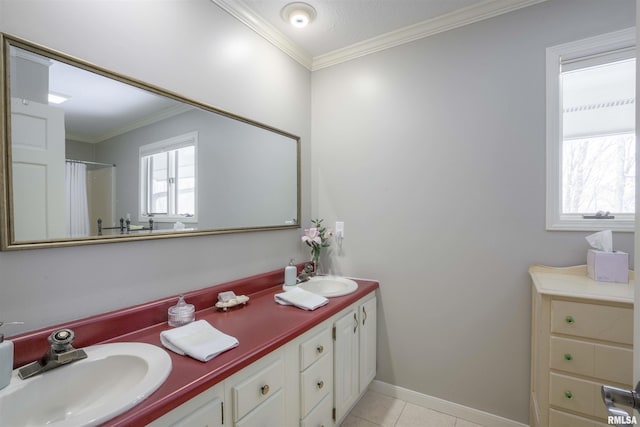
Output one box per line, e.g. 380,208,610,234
8,267,379,426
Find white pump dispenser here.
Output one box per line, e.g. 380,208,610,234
0,322,22,390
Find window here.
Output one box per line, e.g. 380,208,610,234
139,132,197,222
546,28,636,231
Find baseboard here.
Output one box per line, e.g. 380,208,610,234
369,380,529,427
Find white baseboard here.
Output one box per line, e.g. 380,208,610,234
368,380,529,427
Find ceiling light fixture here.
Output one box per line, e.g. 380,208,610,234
281,2,316,28
48,92,70,104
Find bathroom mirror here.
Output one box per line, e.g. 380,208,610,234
0,33,300,250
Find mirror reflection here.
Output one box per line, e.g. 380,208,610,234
2,35,300,249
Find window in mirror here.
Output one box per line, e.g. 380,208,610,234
140,132,197,222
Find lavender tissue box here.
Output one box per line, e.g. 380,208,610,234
587,249,629,283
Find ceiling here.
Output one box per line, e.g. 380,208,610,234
212,0,548,70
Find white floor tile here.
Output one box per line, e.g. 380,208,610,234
348,391,406,427
395,403,457,427
340,414,382,427
454,418,484,427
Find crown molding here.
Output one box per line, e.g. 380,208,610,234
211,0,313,69
211,0,548,71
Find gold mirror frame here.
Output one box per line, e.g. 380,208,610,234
0,33,301,250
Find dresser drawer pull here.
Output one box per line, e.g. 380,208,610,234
317,380,324,389
316,345,324,354
565,316,575,325
564,390,573,400
260,384,270,395
564,353,573,361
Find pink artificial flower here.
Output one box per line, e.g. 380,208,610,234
301,227,321,245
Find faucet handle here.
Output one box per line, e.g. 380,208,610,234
48,329,76,352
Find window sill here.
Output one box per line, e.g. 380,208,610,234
546,217,634,232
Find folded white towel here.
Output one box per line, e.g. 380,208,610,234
160,320,239,362
274,287,329,311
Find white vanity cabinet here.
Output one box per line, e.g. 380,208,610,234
145,291,377,427
226,351,285,427
529,265,633,427
299,327,333,426
147,383,224,427
334,294,377,425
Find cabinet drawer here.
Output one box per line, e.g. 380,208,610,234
235,389,284,427
232,358,284,422
549,373,608,419
300,327,332,371
551,300,632,344
549,409,607,427
301,394,332,427
550,337,632,384
300,353,332,416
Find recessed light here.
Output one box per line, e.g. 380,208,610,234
48,92,70,104
281,2,316,28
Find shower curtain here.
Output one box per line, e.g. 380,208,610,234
66,161,90,237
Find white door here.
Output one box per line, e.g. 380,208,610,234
10,98,66,241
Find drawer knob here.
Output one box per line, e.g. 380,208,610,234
565,316,575,325
564,353,573,361
564,390,573,399
317,345,324,354
261,384,270,395
317,380,324,389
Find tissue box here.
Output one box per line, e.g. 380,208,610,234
587,249,629,283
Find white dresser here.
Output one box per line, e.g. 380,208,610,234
529,265,634,427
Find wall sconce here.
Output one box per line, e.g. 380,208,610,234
281,2,317,28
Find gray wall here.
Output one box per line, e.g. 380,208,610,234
0,0,311,331
311,0,635,423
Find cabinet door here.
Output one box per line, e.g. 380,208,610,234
334,309,359,423
359,296,377,394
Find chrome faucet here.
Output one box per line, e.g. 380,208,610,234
18,329,87,380
296,263,314,283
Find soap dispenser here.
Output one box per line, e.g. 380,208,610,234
0,322,21,390
284,259,297,289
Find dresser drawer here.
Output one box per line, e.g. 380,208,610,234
549,409,607,427
300,327,332,371
549,373,608,419
550,337,632,384
301,394,332,427
300,353,332,416
551,300,632,344
232,358,284,422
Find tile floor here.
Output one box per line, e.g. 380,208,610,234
341,391,485,427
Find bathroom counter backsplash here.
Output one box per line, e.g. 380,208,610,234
8,266,379,426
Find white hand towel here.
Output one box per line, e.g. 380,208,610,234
160,320,239,362
274,287,329,311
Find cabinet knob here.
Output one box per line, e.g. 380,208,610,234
565,316,575,325
317,345,324,354
261,384,270,395
564,353,573,361
317,380,324,389
564,390,573,399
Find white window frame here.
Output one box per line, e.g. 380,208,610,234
546,28,636,232
139,131,198,223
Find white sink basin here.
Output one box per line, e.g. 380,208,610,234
299,275,359,297
0,342,172,427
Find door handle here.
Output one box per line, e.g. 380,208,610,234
601,382,640,425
